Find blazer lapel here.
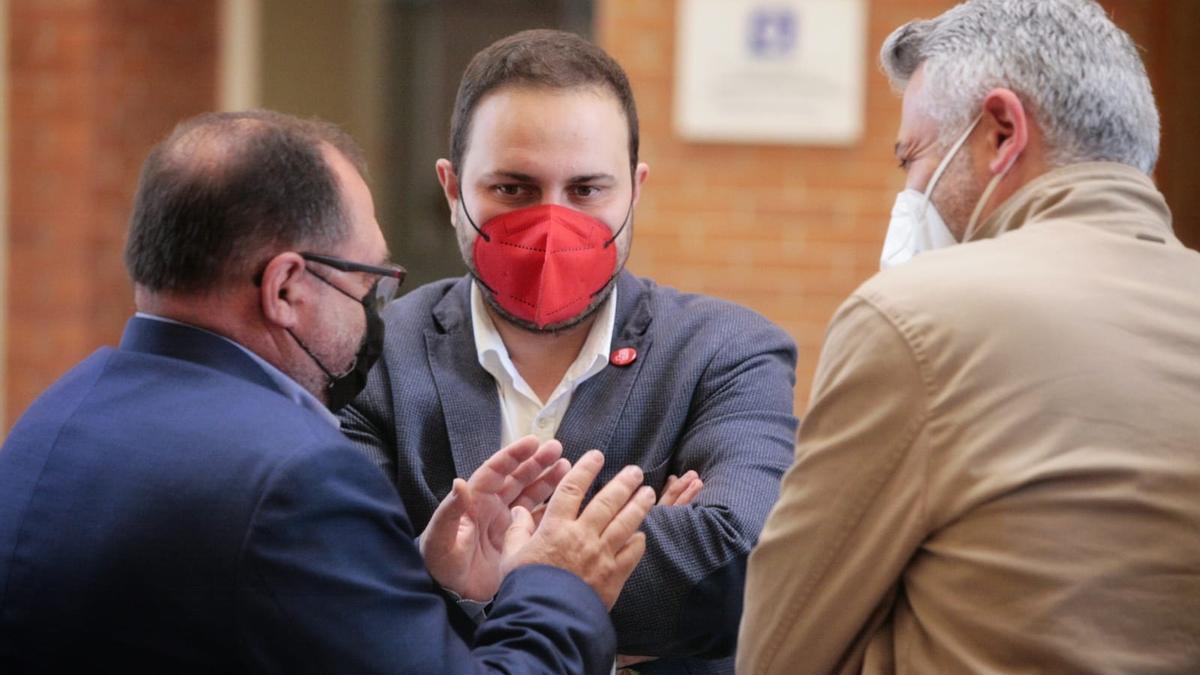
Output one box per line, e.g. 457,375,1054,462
555,272,654,471
426,279,503,479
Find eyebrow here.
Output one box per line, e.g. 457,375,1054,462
479,171,617,184
482,170,537,183
568,173,616,184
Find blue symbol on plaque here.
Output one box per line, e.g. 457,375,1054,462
747,7,798,59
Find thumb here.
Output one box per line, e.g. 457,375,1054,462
422,478,470,558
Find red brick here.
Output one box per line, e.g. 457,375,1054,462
5,0,218,428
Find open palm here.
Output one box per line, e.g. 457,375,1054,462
421,436,569,601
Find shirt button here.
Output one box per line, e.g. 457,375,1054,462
536,417,550,429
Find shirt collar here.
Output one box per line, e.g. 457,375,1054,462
134,312,341,428
470,282,616,405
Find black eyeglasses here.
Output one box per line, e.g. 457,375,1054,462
300,252,406,312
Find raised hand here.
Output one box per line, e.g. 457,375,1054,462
502,450,655,609
421,436,570,601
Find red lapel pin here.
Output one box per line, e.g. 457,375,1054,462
609,347,637,367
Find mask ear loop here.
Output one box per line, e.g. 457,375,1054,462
287,327,340,384
603,191,636,248
963,150,1019,243
455,167,490,243
920,113,983,224
592,176,638,301
455,166,499,296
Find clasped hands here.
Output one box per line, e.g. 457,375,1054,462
420,435,703,608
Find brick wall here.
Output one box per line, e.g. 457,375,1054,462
5,0,217,428
596,0,1191,411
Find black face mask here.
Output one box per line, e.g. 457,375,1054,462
288,279,386,412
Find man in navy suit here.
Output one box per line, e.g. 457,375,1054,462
340,30,799,674
0,109,655,673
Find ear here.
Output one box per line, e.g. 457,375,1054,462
631,162,650,208
258,252,309,330
980,88,1028,175
435,158,460,222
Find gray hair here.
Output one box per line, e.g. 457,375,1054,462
880,0,1159,174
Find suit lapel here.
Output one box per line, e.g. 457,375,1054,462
426,279,503,478
555,272,654,469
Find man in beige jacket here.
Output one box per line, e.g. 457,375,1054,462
739,1,1200,673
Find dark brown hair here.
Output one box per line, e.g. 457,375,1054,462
449,29,639,173
125,110,366,293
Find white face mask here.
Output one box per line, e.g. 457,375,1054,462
880,114,982,270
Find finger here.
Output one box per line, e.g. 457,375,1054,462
601,485,655,551
495,440,564,504
528,502,548,528
658,474,683,505
604,531,647,609
578,463,644,531
543,450,605,523
664,471,702,505
467,436,542,495
484,496,517,549
675,478,703,506
503,505,535,558
511,457,570,512
421,478,471,558
614,531,647,574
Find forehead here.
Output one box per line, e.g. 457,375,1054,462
463,85,630,172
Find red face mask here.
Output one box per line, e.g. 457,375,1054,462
465,202,628,329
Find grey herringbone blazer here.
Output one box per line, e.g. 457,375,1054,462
341,271,798,674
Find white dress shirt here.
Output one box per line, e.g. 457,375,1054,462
470,282,615,446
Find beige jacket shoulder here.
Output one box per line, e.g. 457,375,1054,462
739,163,1200,674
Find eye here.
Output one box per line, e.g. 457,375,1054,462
571,185,602,198
491,183,534,200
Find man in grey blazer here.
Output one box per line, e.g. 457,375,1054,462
340,29,798,674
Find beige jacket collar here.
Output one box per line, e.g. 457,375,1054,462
973,161,1175,244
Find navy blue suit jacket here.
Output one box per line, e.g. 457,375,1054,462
0,317,614,674
341,272,799,674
